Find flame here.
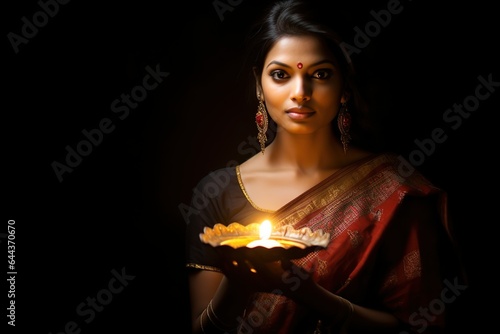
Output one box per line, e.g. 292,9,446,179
259,220,272,240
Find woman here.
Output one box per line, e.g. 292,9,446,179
185,1,464,333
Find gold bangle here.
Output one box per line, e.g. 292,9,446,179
208,300,233,328
207,300,238,332
205,305,227,332
200,308,207,334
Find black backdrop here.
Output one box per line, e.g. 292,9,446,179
4,0,498,333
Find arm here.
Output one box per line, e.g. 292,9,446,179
188,261,402,334
189,269,256,334
285,273,401,333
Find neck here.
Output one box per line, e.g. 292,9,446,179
264,131,346,172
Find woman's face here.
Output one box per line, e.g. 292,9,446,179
260,35,346,135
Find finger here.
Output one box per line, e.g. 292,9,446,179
244,260,258,274
280,258,293,270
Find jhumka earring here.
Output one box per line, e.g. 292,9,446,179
255,93,268,154
338,102,352,154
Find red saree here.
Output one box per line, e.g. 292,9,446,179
186,154,463,334
233,153,463,333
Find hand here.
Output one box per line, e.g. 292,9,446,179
220,257,314,298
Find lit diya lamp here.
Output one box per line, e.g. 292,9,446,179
200,220,330,261
246,220,284,248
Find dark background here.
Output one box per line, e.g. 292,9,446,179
4,0,498,333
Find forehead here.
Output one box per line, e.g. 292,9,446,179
265,35,338,66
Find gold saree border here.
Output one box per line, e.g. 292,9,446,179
271,153,396,227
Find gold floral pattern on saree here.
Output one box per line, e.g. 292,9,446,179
274,154,404,239
381,270,398,289
403,250,421,279
347,229,362,248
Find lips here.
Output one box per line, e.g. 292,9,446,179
285,107,315,120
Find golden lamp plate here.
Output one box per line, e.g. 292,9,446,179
199,222,330,261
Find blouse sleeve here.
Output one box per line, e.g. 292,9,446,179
184,168,233,272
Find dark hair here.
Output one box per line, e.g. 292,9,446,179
244,0,382,151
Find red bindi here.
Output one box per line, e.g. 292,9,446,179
297,62,303,69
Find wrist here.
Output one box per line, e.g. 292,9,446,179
314,296,354,334
280,262,317,299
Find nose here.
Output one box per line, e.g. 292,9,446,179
290,77,311,104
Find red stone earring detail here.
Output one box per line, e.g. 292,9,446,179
297,62,303,69
338,102,352,154
255,94,268,154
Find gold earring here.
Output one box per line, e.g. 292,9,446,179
255,94,268,154
338,102,351,154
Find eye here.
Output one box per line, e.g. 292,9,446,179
270,70,290,80
312,69,334,80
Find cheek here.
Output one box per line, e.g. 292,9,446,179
316,89,343,120
316,86,342,106
262,83,286,109
263,97,283,122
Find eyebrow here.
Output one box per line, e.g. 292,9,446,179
265,59,336,69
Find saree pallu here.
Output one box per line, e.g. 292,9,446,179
233,154,462,333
